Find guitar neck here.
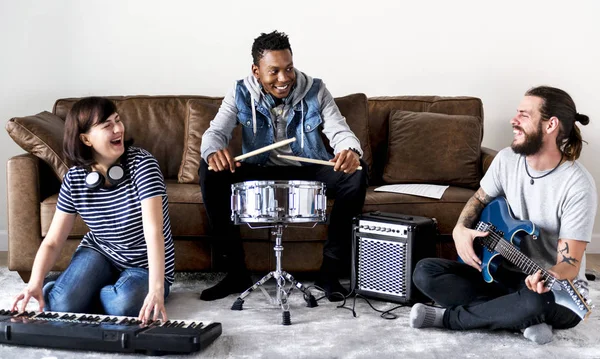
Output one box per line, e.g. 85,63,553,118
478,221,554,282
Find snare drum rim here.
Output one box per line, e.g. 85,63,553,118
232,180,326,189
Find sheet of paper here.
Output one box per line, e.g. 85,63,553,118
374,184,449,200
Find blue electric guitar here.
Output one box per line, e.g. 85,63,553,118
464,197,592,320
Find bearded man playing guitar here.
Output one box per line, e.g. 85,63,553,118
410,86,597,344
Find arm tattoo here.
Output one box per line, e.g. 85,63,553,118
457,188,493,229
558,242,579,267
474,190,493,206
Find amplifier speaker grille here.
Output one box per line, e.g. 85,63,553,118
357,238,407,297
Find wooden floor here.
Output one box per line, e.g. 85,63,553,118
0,251,598,272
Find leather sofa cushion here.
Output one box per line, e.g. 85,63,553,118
330,93,372,172
367,96,484,186
178,99,243,184
40,180,471,238
5,111,69,180
383,110,482,189
178,101,219,183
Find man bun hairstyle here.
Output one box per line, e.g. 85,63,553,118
525,86,589,161
575,113,590,125
251,30,292,65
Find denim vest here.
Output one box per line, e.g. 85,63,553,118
234,79,332,165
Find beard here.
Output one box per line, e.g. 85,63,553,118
511,121,544,156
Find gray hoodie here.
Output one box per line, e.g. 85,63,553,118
201,69,362,165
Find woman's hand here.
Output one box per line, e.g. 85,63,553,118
138,290,167,323
11,285,45,313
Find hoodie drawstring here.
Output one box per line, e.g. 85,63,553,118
251,97,257,136
300,99,304,150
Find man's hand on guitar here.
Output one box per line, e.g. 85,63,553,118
525,270,551,294
208,149,241,173
453,224,487,272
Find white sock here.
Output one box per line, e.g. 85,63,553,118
523,323,553,344
409,303,445,328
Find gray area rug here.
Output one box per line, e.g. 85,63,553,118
1,266,599,359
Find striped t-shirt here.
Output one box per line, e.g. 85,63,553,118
57,146,175,284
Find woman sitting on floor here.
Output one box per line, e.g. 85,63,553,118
11,97,175,322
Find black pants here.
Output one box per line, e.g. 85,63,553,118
412,258,581,331
199,159,368,270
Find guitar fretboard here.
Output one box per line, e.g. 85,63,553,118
475,221,555,286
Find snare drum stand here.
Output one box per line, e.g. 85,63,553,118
231,223,318,325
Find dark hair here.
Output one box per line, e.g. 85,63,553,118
525,86,589,161
63,97,118,167
251,30,292,65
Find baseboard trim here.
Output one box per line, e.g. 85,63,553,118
587,234,600,254
0,230,6,251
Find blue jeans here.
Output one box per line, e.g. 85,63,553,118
43,247,170,316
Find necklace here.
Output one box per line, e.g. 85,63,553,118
523,153,564,185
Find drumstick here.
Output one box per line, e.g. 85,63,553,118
277,154,363,171
208,137,296,170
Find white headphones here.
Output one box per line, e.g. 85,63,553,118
85,164,125,191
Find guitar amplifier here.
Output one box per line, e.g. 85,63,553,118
351,211,437,304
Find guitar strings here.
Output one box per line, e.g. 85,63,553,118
479,223,553,282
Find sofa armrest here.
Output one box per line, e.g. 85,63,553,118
7,154,43,275
481,147,498,175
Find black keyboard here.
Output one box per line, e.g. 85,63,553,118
0,309,222,355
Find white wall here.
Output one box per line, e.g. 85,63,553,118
1,0,599,252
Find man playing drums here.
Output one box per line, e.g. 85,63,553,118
199,30,368,301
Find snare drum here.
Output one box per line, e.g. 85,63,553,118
231,180,327,224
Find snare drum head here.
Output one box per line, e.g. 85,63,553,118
231,180,327,224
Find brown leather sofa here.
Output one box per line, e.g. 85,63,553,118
6,94,496,282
